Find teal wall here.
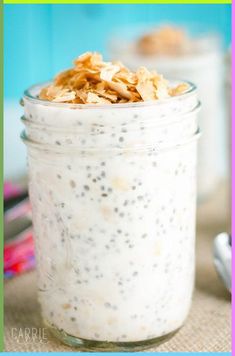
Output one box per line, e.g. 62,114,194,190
4,4,231,99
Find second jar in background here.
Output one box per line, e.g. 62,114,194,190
110,25,225,199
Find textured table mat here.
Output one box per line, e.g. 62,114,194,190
4,181,231,352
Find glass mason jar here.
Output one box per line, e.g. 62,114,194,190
21,81,200,351
109,27,224,200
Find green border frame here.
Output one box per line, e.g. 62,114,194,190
0,1,231,353
0,0,3,352
2,0,232,3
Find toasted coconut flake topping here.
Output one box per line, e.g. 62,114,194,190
39,52,188,104
168,83,189,97
137,26,191,56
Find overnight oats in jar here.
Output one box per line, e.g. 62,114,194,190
109,25,224,199
21,52,200,351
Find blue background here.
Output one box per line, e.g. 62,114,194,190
4,4,231,99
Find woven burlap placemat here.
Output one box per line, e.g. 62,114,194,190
4,181,231,352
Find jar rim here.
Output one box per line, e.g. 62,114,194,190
21,127,201,154
23,80,197,110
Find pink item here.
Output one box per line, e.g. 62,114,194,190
4,229,35,277
4,181,23,200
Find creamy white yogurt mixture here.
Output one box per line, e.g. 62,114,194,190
110,32,224,199
23,82,199,342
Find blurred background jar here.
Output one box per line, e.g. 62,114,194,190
109,24,226,200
